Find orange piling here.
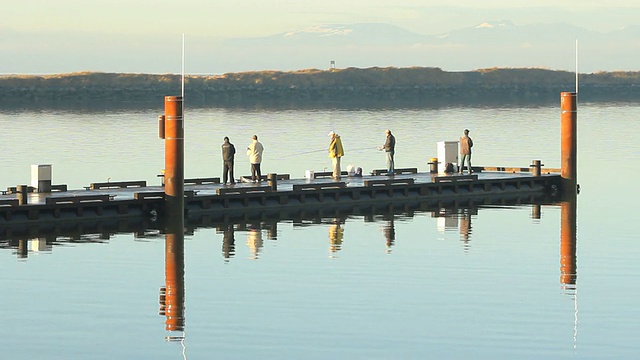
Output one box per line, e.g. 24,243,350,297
560,92,577,194
159,95,185,333
163,96,184,215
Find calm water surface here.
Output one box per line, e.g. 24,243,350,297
0,103,639,359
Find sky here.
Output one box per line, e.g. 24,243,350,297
2,1,639,74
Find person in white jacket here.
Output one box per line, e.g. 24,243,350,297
246,135,264,182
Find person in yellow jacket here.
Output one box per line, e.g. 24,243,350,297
328,131,344,179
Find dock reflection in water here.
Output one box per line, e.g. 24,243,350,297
0,197,582,356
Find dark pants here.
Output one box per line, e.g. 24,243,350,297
251,163,262,181
223,160,235,184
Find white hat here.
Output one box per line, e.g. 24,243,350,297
328,131,335,137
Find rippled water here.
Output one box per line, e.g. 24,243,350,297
0,102,639,359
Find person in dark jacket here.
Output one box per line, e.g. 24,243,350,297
222,136,236,185
379,129,396,175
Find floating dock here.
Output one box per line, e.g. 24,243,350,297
0,167,562,239
1,91,578,241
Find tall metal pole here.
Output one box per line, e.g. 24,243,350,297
560,92,577,195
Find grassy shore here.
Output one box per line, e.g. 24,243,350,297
1,67,638,109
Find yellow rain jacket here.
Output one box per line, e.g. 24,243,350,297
329,135,344,158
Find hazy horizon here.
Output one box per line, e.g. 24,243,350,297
3,1,639,74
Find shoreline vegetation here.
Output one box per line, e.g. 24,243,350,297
1,67,638,109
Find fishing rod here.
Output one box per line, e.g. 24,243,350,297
281,146,378,158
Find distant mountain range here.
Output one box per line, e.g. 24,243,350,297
212,22,639,73
248,22,525,44
2,21,639,74
246,21,640,47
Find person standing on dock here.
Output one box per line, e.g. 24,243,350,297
459,129,473,174
247,135,264,182
328,131,344,180
378,129,396,175
221,136,236,185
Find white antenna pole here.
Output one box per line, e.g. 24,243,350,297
181,34,185,99
575,39,579,94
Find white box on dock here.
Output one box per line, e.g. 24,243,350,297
305,170,315,180
437,141,459,173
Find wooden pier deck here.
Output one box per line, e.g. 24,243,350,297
0,168,562,238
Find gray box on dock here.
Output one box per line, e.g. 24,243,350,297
31,164,52,193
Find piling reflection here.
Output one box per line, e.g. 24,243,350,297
559,192,578,350
560,195,577,288
17,238,28,258
158,214,185,342
531,203,542,220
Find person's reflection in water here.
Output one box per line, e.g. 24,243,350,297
222,223,236,261
247,224,263,260
264,221,278,241
382,218,395,254
329,218,344,257
459,210,472,252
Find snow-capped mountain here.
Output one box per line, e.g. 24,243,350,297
433,20,606,43
213,22,637,73
237,23,430,46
